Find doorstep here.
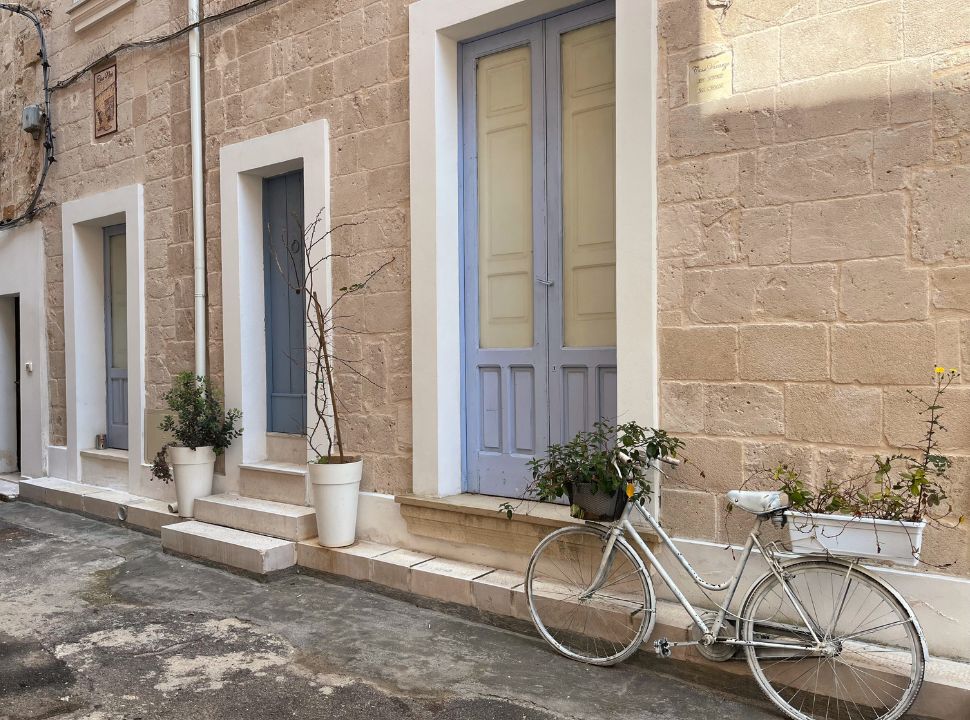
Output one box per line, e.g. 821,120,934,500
298,537,970,720
17,477,182,534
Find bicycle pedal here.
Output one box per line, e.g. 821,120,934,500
653,638,672,658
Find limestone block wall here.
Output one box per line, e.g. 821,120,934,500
656,0,970,575
0,0,412,495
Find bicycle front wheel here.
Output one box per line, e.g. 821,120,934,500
741,559,925,720
526,525,655,666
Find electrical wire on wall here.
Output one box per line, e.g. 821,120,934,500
0,3,54,231
0,0,276,231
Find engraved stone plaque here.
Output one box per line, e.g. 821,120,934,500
688,51,733,105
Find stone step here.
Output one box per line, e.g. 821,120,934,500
194,493,316,541
161,520,296,576
266,433,308,465
239,461,308,506
18,477,182,534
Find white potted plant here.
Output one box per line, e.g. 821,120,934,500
281,212,392,547
151,372,242,518
768,368,963,567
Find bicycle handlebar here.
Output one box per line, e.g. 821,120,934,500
615,450,681,468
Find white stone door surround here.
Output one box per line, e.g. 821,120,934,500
219,119,331,491
0,222,48,479
61,185,146,487
409,0,660,502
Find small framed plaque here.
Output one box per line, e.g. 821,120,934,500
94,63,118,138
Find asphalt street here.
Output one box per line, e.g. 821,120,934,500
0,501,782,720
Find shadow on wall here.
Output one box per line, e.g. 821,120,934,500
654,0,970,575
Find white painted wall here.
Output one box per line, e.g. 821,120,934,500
0,223,48,478
219,119,331,492
61,186,145,490
0,298,17,473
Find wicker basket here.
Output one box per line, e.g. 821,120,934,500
567,482,627,521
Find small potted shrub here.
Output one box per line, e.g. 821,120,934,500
151,372,242,518
766,368,963,566
502,421,684,521
278,212,392,547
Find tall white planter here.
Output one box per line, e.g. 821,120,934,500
308,457,362,547
169,445,216,518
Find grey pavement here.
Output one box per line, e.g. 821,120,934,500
0,501,781,720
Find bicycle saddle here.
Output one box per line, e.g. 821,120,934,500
726,490,789,515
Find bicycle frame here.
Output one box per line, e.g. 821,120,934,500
586,500,833,651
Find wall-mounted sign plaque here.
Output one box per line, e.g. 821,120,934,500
688,51,733,104
94,63,118,138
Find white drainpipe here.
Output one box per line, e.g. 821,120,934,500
188,0,206,378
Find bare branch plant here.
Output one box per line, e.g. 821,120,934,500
269,209,393,464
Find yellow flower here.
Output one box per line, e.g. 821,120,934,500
935,366,945,374
626,482,635,499
950,368,959,374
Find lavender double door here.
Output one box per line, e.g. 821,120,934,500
462,3,618,498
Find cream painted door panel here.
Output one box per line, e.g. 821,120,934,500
547,12,617,449
462,23,549,497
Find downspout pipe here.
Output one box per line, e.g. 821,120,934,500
188,0,206,379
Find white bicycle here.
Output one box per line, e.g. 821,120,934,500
525,456,927,720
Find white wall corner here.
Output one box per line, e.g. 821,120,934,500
61,184,145,488
0,222,49,478
219,118,331,492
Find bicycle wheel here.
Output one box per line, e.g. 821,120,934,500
740,559,925,720
526,525,655,666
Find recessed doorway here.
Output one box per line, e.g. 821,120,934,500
0,295,20,474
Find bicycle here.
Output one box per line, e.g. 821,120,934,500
525,455,927,720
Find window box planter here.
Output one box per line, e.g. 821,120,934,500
786,511,925,567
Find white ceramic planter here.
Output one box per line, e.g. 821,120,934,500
786,511,925,567
308,457,363,547
168,445,216,518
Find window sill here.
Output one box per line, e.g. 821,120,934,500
80,447,129,464
66,0,135,33
395,492,659,556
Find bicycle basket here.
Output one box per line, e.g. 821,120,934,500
567,482,627,522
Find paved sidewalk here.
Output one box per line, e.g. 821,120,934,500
0,502,780,720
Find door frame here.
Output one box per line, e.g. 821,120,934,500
409,0,660,508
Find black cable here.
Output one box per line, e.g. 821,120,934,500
0,4,55,230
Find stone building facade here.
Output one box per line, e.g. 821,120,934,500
1,0,968,652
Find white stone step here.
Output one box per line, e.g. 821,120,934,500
194,493,316,541
18,477,182,534
239,461,308,506
161,520,296,576
0,477,19,501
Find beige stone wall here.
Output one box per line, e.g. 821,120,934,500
657,0,970,575
0,0,412,495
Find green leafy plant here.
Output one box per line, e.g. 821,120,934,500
150,372,243,482
760,368,963,527
499,421,684,520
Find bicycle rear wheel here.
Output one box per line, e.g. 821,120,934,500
525,525,654,666
741,559,925,720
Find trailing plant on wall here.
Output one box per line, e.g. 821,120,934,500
150,372,242,482
735,368,964,565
